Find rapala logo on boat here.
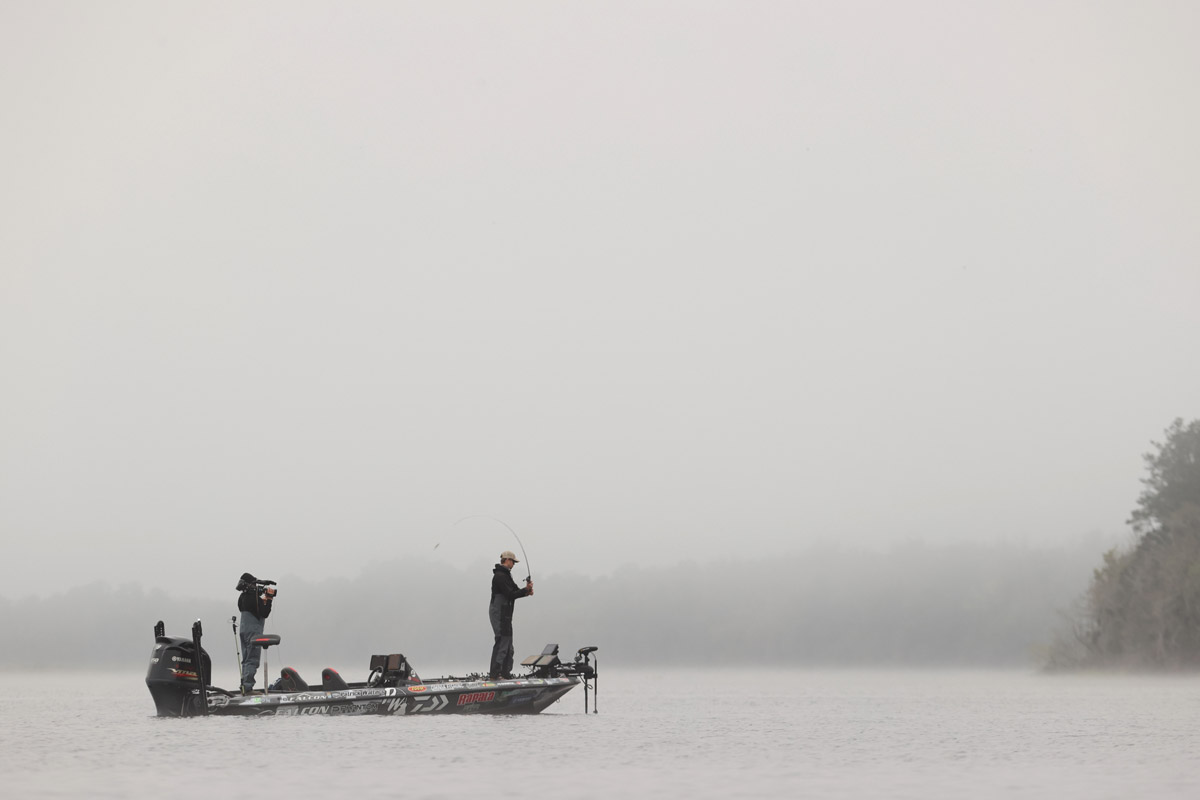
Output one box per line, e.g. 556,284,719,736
457,691,495,706
408,685,427,692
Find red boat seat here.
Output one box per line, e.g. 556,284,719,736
278,667,308,691
321,667,349,691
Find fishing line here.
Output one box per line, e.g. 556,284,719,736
441,515,533,583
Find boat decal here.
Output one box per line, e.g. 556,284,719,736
290,692,333,703
385,698,408,714
413,695,448,712
169,669,199,680
457,691,495,706
408,685,428,693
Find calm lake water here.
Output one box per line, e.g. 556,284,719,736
2,668,1198,798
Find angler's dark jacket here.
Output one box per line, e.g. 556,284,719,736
490,563,531,624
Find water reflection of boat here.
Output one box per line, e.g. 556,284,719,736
146,620,598,717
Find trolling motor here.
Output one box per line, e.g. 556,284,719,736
520,644,599,714
576,646,599,714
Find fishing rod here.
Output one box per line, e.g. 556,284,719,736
442,515,533,584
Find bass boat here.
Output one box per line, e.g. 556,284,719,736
147,619,598,717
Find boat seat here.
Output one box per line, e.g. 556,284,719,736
321,667,349,691
278,667,308,692
251,634,281,649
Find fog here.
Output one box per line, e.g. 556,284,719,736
0,537,1110,673
2,2,1198,610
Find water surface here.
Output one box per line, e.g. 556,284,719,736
2,669,1197,798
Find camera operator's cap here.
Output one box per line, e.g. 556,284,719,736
500,550,519,563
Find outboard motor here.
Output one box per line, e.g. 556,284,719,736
146,620,213,717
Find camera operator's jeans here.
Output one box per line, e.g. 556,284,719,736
240,612,265,691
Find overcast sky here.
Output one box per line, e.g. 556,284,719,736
1,1,1197,600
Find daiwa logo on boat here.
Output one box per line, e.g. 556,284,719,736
413,695,448,712
457,691,495,706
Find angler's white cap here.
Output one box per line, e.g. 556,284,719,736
500,550,519,563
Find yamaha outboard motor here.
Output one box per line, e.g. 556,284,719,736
146,620,213,717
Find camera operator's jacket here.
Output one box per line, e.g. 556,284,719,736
238,588,273,621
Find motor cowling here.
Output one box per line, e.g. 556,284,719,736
146,635,212,717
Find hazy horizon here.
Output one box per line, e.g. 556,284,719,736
2,2,1198,601
1,536,1108,672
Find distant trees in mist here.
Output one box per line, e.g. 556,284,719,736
1048,418,1200,670
8,424,1195,676
0,538,1104,674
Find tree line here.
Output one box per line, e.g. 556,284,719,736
1047,418,1200,669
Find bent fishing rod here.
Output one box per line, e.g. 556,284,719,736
440,515,533,585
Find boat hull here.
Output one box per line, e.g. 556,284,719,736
203,676,578,716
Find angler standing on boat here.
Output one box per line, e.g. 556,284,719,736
489,551,532,679
237,572,276,695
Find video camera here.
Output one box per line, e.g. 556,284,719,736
236,573,278,596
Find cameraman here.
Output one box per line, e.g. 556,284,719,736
237,572,276,695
